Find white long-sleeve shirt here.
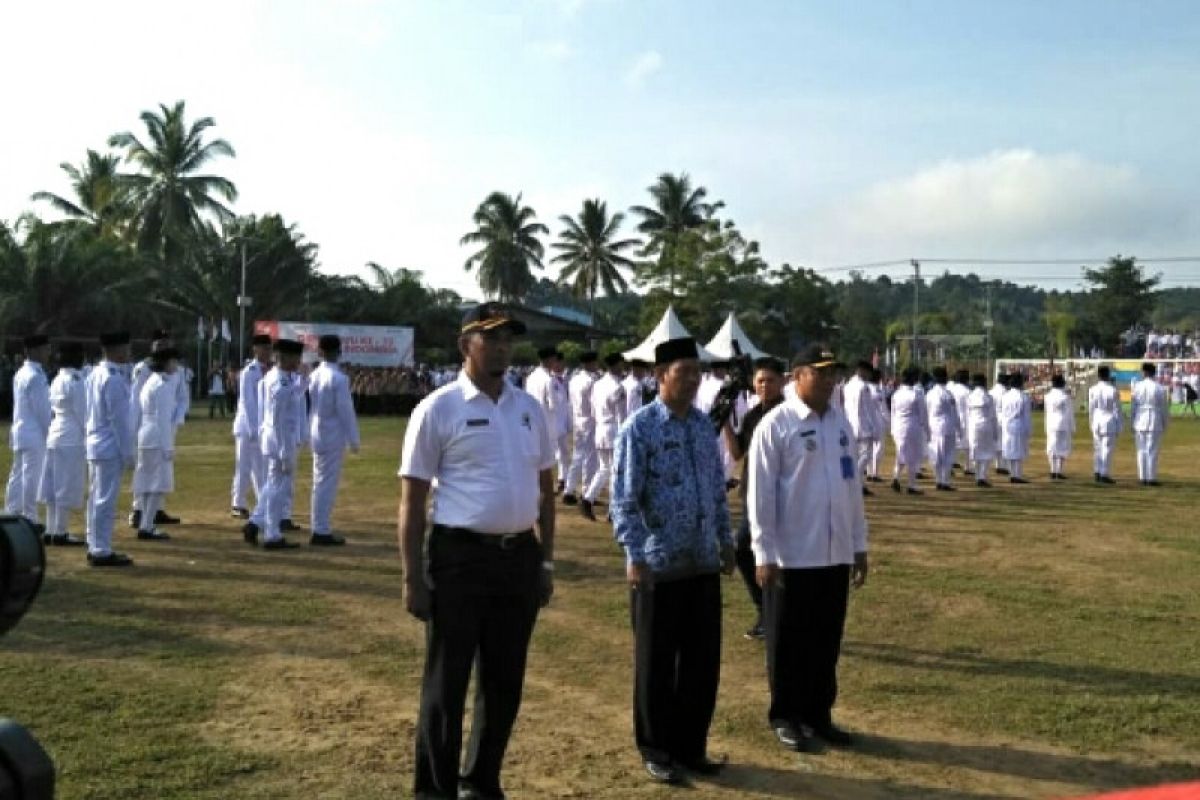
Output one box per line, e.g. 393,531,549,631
137,372,179,451
1088,381,1123,436
621,373,644,419
926,384,960,435
258,367,304,462
309,362,360,453
233,360,269,438
842,375,879,439
47,367,87,449
85,361,134,463
568,369,597,432
590,372,627,449
748,395,868,568
10,360,51,450
1044,387,1076,436
1131,377,1169,433
998,388,1032,438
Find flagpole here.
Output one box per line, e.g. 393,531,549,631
195,318,203,401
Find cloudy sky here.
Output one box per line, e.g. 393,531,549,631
3,0,1199,296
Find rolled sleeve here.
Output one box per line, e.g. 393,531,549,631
399,398,440,480
747,420,780,565
611,420,648,565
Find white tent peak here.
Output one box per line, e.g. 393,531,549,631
623,304,719,363
704,312,770,360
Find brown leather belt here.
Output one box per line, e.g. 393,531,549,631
432,525,534,550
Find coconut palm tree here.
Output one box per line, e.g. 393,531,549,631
460,191,547,302
629,172,722,297
108,100,237,259
30,149,130,239
551,199,639,333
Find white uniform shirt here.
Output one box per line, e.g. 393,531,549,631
621,373,644,419
890,385,930,442
748,395,868,568
998,388,1032,438
568,369,597,433
10,360,51,450
694,373,724,413
1044,387,1076,436
842,375,878,439
232,360,268,438
399,371,554,534
47,367,87,449
258,367,304,462
965,387,998,447
137,372,179,451
525,365,572,438
948,381,971,439
309,362,360,453
1131,377,1169,433
85,361,134,463
868,382,888,435
590,372,627,449
925,384,960,435
131,359,189,430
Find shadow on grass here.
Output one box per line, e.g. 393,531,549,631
703,762,1010,799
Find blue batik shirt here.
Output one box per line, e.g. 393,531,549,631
612,399,733,580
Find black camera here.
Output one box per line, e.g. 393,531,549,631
708,352,755,434
0,515,55,799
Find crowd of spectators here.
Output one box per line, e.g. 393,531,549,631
1117,327,1199,359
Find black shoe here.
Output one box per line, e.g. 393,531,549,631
230,507,250,519
1010,477,1029,484
242,521,260,546
52,533,87,547
1094,472,1101,482
935,484,956,492
811,721,854,747
976,479,992,488
42,533,53,544
137,528,171,541
562,493,578,506
862,486,873,497
964,469,975,476
88,551,133,567
644,759,683,784
725,478,740,491
555,479,564,495
154,510,180,525
310,533,346,546
680,755,727,776
1100,475,1116,484
1148,480,1162,487
773,722,819,752
906,487,923,495
128,510,142,529
996,467,1010,475
744,623,765,640
262,538,301,550
580,498,597,521
891,478,901,493
31,522,45,535
279,519,300,532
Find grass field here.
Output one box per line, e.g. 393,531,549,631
1,411,1198,799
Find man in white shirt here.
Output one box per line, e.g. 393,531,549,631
5,334,52,530
132,348,180,541
398,303,555,800
965,374,998,487
999,373,1032,483
841,361,878,495
622,359,650,419
1088,366,1123,484
85,331,136,567
948,369,972,472
889,367,929,495
696,362,735,482
581,353,627,520
1043,374,1075,480
563,351,600,504
989,374,1010,475
925,366,960,491
129,329,188,530
1131,362,1169,486
230,334,273,517
748,345,868,753
38,340,88,545
308,335,360,545
524,347,572,492
867,369,888,482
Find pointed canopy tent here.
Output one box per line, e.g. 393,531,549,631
703,312,771,361
623,304,720,363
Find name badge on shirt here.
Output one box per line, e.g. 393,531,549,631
840,454,855,480
466,418,490,427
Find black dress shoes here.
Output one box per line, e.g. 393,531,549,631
811,721,854,747
976,479,992,488
230,506,250,519
644,759,683,784
891,478,901,493
262,538,300,550
128,510,141,529
88,552,133,567
680,754,727,775
561,493,578,506
279,519,300,532
774,722,819,752
154,510,180,525
310,533,346,546
242,521,260,545
137,529,171,541
47,533,86,546
579,498,597,521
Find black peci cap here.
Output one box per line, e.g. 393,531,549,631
251,333,272,346
22,334,49,348
654,337,699,366
318,334,341,351
272,338,304,355
536,346,558,360
604,352,624,367
99,331,131,347
579,350,599,364
460,302,527,336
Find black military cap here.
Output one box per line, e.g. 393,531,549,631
460,302,527,335
272,338,304,355
318,334,341,351
790,345,844,370
99,331,131,346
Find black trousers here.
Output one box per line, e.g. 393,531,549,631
764,564,850,729
414,530,541,800
734,519,763,616
630,572,722,765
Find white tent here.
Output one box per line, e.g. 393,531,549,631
703,312,771,360
623,304,720,363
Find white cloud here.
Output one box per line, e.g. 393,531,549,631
624,50,663,88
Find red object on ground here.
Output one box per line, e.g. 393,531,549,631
1069,783,1200,800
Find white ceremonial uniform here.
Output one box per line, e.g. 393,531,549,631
696,373,735,480
1043,387,1076,474
583,372,626,503
989,381,1008,469
748,395,868,567
129,359,189,513
231,360,268,510
6,359,52,523
525,366,572,480
621,373,644,419
965,386,998,480
85,362,135,556
842,375,879,477
132,372,178,528
890,384,929,489
39,366,87,535
250,366,305,542
868,381,888,478
565,369,598,496
282,371,309,522
1131,376,1169,481
948,380,971,462
999,387,1032,478
1088,380,1123,478
925,383,960,486
399,371,555,532
309,361,360,536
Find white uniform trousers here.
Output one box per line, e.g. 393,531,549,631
565,428,597,496
282,452,298,521
86,458,123,556
5,446,46,523
554,432,571,481
253,456,291,542
1135,431,1162,481
584,447,614,502
855,437,873,478
40,445,86,535
231,436,264,509
870,437,885,478
1093,433,1116,477
310,448,344,536
931,431,956,486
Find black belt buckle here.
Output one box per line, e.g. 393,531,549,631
499,533,521,550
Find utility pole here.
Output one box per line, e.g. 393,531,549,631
983,283,994,380
910,259,920,367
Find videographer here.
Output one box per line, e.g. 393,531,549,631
721,357,786,640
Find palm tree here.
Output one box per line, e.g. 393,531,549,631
30,150,130,238
108,100,237,259
460,191,547,303
629,172,722,297
551,199,639,334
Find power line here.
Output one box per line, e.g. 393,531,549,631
811,255,1200,275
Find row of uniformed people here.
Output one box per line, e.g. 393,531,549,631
235,334,361,549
